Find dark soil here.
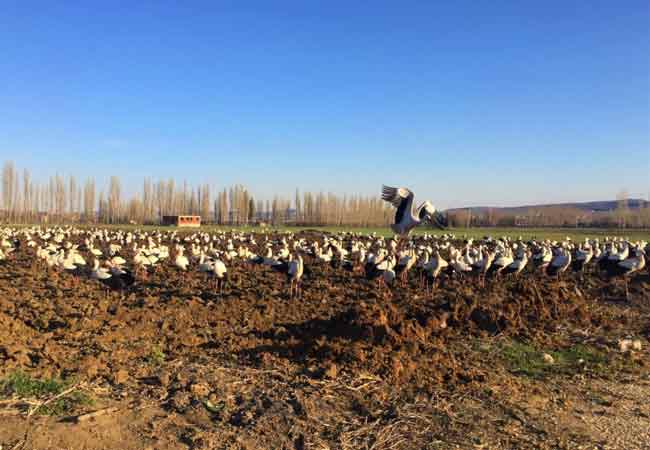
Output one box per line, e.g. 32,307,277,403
1,231,648,449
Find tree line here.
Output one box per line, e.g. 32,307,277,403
0,161,393,227
2,161,647,228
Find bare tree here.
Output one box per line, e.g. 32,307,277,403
69,176,77,218
2,161,15,221
199,184,211,222
98,191,106,223
108,176,121,224
295,189,301,224
248,197,256,223
142,178,152,224
83,178,96,222
55,174,65,220
22,168,30,223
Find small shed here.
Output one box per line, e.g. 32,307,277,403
162,215,201,227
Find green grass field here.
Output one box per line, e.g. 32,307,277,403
9,223,650,241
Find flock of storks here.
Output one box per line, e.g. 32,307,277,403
0,186,647,300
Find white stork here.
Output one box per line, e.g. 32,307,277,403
607,247,645,300
381,185,446,236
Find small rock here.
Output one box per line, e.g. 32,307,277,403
619,339,633,353
572,329,590,337
170,391,191,412
324,363,338,379
12,350,32,367
113,369,129,384
190,382,210,398
157,371,171,387
79,356,103,378
543,353,555,364
274,326,289,338
175,371,189,385
181,335,203,347
438,313,449,330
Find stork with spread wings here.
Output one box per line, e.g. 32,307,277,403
381,185,446,236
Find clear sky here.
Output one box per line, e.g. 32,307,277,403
1,1,648,209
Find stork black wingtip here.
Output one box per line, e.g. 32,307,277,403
431,211,448,230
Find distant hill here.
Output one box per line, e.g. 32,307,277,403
446,199,649,214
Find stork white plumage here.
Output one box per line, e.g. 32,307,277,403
287,254,304,298
473,248,495,287
211,258,228,294
381,185,446,236
111,255,126,266
395,247,416,285
572,244,593,274
424,250,448,294
503,251,529,277
91,259,112,281
175,247,189,271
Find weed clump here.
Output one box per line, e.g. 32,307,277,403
0,370,92,415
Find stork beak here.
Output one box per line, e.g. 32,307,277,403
430,211,448,230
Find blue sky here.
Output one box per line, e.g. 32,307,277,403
0,1,648,209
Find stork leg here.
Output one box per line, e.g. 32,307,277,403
426,277,434,297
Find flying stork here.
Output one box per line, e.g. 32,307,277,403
381,185,446,236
